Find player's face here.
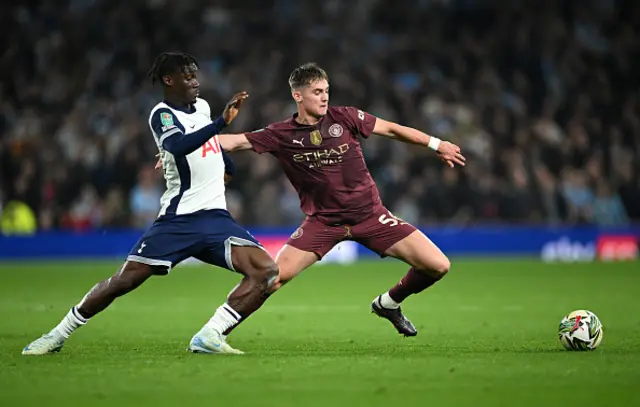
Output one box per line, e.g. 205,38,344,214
166,69,199,104
295,79,329,118
180,70,200,104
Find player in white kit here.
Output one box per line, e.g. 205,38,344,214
22,52,278,356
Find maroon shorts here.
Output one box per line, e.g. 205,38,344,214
286,206,417,259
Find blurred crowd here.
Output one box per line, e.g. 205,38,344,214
1,0,639,233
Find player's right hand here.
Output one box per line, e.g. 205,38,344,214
222,91,249,125
436,141,466,168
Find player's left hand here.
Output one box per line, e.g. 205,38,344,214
155,153,163,170
222,91,249,125
436,141,466,168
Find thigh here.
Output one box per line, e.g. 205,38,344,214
127,216,200,274
285,216,345,259
385,230,451,278
384,230,450,273
229,245,276,276
351,207,417,257
194,210,265,272
275,244,319,283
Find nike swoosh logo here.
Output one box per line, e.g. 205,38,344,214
189,125,195,129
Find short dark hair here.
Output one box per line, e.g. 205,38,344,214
148,52,199,86
288,62,329,89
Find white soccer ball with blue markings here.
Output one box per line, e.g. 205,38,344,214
558,310,603,351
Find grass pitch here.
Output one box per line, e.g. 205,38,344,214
0,259,639,407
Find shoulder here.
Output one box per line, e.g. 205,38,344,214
328,106,376,137
328,106,367,121
149,102,171,119
328,106,349,114
328,105,348,117
327,106,360,128
149,103,182,133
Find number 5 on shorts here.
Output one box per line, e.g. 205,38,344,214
378,213,407,227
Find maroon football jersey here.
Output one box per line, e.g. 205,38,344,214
245,106,382,225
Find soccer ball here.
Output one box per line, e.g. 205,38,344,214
558,310,603,351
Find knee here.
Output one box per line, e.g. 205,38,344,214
420,255,450,278
252,260,279,289
433,256,451,277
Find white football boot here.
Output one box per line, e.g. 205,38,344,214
22,332,65,355
187,328,244,355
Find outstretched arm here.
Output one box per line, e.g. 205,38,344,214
155,124,276,169
218,133,253,152
219,127,280,154
161,92,248,157
372,118,466,168
163,118,227,156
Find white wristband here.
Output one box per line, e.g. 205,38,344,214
428,137,441,151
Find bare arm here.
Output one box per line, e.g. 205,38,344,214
372,118,466,167
154,132,255,169
373,117,435,146
218,133,253,152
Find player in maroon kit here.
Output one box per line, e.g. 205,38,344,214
213,63,464,337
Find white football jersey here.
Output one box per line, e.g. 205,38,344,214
148,98,227,217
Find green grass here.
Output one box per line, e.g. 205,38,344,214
0,259,639,407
